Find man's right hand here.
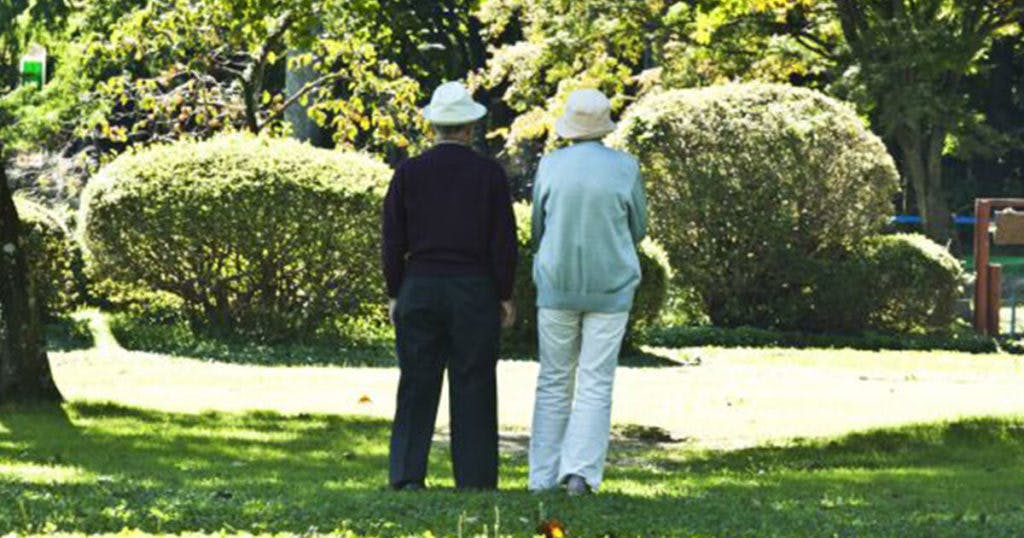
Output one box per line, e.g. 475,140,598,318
389,298,398,326
500,300,516,329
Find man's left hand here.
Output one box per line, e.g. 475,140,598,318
389,299,398,325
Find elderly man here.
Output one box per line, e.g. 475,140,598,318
382,81,517,491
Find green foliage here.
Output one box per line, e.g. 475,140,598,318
321,0,485,96
505,202,672,352
808,233,965,334
14,195,78,319
860,233,964,333
80,133,391,341
0,41,98,154
609,82,900,329
661,284,710,327
834,1,1022,142
473,0,836,185
474,0,672,183
831,0,1023,242
44,315,93,351
88,279,187,326
632,237,673,332
67,0,427,159
0,0,69,90
655,0,837,89
4,403,1024,534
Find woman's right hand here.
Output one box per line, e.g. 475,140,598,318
500,300,516,329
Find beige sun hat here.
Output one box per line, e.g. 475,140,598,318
422,81,487,126
554,89,616,140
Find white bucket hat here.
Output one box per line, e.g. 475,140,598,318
422,81,487,126
555,89,616,140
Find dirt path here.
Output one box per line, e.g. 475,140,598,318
51,325,1024,449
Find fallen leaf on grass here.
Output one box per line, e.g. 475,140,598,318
358,395,372,404
537,518,567,538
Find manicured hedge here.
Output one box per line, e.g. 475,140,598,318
80,133,391,341
609,83,901,330
807,234,964,334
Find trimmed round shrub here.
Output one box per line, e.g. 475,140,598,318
80,133,391,341
505,202,672,351
862,234,963,332
15,196,78,319
809,234,964,334
608,83,900,329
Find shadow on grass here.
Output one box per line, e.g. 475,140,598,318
107,314,682,368
107,313,397,367
643,325,1001,354
499,344,682,368
2,402,1024,536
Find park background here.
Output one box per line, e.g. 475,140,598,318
2,1,1024,536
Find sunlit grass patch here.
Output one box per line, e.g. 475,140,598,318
1,402,1023,536
0,462,93,484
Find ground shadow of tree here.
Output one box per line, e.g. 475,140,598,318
1,403,1023,536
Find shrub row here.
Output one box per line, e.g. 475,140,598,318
79,135,672,348
74,83,966,347
643,325,997,354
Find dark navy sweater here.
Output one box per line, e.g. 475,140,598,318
382,143,518,300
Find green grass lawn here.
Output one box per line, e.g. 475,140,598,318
3,402,1024,537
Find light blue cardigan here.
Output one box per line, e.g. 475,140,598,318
531,141,647,313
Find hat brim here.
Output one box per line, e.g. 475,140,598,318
423,102,487,126
554,116,616,140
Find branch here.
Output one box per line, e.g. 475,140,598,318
240,10,295,133
255,72,345,133
834,0,867,56
977,4,1021,38
244,10,295,86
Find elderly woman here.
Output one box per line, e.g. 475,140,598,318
528,89,647,495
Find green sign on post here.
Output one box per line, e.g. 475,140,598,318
19,44,47,89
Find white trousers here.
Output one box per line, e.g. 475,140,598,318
528,308,629,491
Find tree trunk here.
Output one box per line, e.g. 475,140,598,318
0,160,63,404
898,130,955,247
285,48,324,146
242,78,260,134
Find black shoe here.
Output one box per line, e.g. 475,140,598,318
394,481,425,491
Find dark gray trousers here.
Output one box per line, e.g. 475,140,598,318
389,276,500,489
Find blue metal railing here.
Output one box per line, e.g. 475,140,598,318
891,215,977,225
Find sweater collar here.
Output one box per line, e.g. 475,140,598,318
435,140,472,148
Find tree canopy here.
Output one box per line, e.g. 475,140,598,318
2,0,1023,239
